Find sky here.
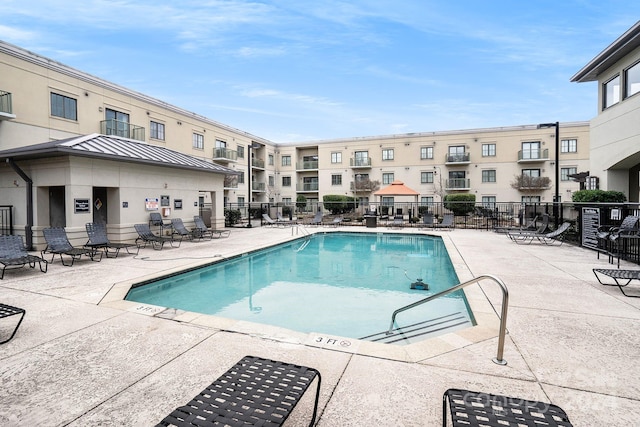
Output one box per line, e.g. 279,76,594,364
1,1,639,143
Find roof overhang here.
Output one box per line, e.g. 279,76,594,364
0,134,241,175
571,21,640,83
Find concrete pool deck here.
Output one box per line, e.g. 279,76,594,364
0,226,638,426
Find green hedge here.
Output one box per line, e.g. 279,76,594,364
323,195,356,215
443,194,476,216
571,189,627,203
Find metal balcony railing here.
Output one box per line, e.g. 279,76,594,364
297,183,319,192
100,119,145,141
252,182,266,191
213,147,238,161
350,158,372,168
445,178,471,189
251,158,265,168
518,148,549,161
297,160,319,170
445,153,470,163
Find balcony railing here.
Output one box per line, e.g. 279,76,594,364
213,147,238,162
350,158,372,168
350,181,377,192
0,90,15,119
516,176,551,190
252,182,266,191
100,119,145,141
224,175,239,189
297,160,319,170
297,182,319,192
445,178,471,190
445,153,470,163
518,148,549,162
251,158,265,168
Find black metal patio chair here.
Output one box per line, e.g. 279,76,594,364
0,303,26,344
85,222,139,258
0,235,48,280
155,355,321,427
42,227,102,266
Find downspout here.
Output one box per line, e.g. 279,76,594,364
6,158,33,249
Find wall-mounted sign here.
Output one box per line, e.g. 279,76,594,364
174,199,183,209
74,198,90,213
122,201,128,208
145,198,159,211
160,195,170,207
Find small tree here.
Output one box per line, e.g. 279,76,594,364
323,195,356,215
443,194,476,216
296,195,307,212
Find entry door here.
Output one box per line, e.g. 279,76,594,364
49,186,66,228
93,187,108,224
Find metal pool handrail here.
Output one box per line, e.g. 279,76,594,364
386,274,509,365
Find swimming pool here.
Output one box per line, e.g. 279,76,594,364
126,232,475,344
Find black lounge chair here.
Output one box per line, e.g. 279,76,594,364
389,215,404,228
277,212,296,225
85,222,139,258
42,227,102,266
434,213,454,230
262,213,281,227
506,214,549,240
443,388,573,427
0,303,26,344
0,235,48,279
134,223,180,250
596,215,639,265
156,355,321,427
308,211,323,226
495,214,539,234
509,222,570,245
420,213,434,229
593,268,640,297
170,218,198,241
193,216,230,238
149,212,171,232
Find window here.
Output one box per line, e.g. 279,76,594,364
268,175,274,187
561,167,577,181
420,146,433,159
268,154,274,165
521,142,541,159
382,148,394,161
447,146,467,162
354,151,369,167
448,170,467,189
604,75,620,109
482,170,496,182
238,196,245,206
421,171,434,184
105,108,130,137
421,196,434,205
625,61,640,99
282,176,291,187
381,196,394,206
331,174,342,185
282,197,292,205
150,121,165,140
192,133,204,149
561,139,577,153
482,143,496,157
382,173,394,184
522,168,540,177
238,174,244,184
237,145,244,159
522,196,540,203
50,93,77,120
281,155,291,166
482,196,496,208
331,152,342,163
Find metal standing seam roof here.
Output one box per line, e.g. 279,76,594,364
0,133,240,174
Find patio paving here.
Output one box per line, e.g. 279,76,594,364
0,225,638,426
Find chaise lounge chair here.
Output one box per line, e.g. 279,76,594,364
134,223,180,250
155,355,321,427
277,212,296,225
593,268,640,298
443,388,573,427
170,218,199,241
0,303,26,344
420,213,434,229
85,222,139,258
494,214,539,234
506,214,550,241
309,211,323,226
509,222,571,245
434,213,454,230
42,227,102,266
0,235,48,280
389,215,404,228
262,213,281,227
193,216,231,238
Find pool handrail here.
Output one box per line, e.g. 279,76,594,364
386,274,509,365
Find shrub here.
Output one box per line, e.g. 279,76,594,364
572,189,627,203
296,195,307,211
225,209,242,226
443,194,476,216
323,195,356,215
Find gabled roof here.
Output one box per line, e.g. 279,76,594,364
374,180,420,196
0,133,239,174
571,21,640,83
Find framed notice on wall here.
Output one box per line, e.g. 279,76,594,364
74,198,90,214
145,198,159,211
174,199,183,210
161,195,170,207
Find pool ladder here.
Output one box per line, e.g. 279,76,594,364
386,274,509,365
292,224,311,237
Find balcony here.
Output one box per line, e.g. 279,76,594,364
224,175,239,189
296,160,319,171
100,119,145,141
251,182,266,192
213,147,238,163
251,158,265,169
514,176,551,191
350,179,380,193
518,149,549,163
445,153,470,164
445,178,471,190
0,90,16,120
350,158,372,168
297,182,319,192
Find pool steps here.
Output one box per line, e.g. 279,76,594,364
359,312,471,345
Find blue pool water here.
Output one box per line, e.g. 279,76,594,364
126,232,475,342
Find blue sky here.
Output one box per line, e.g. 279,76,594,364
1,1,639,143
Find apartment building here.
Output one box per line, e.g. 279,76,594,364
571,20,640,202
0,39,592,245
